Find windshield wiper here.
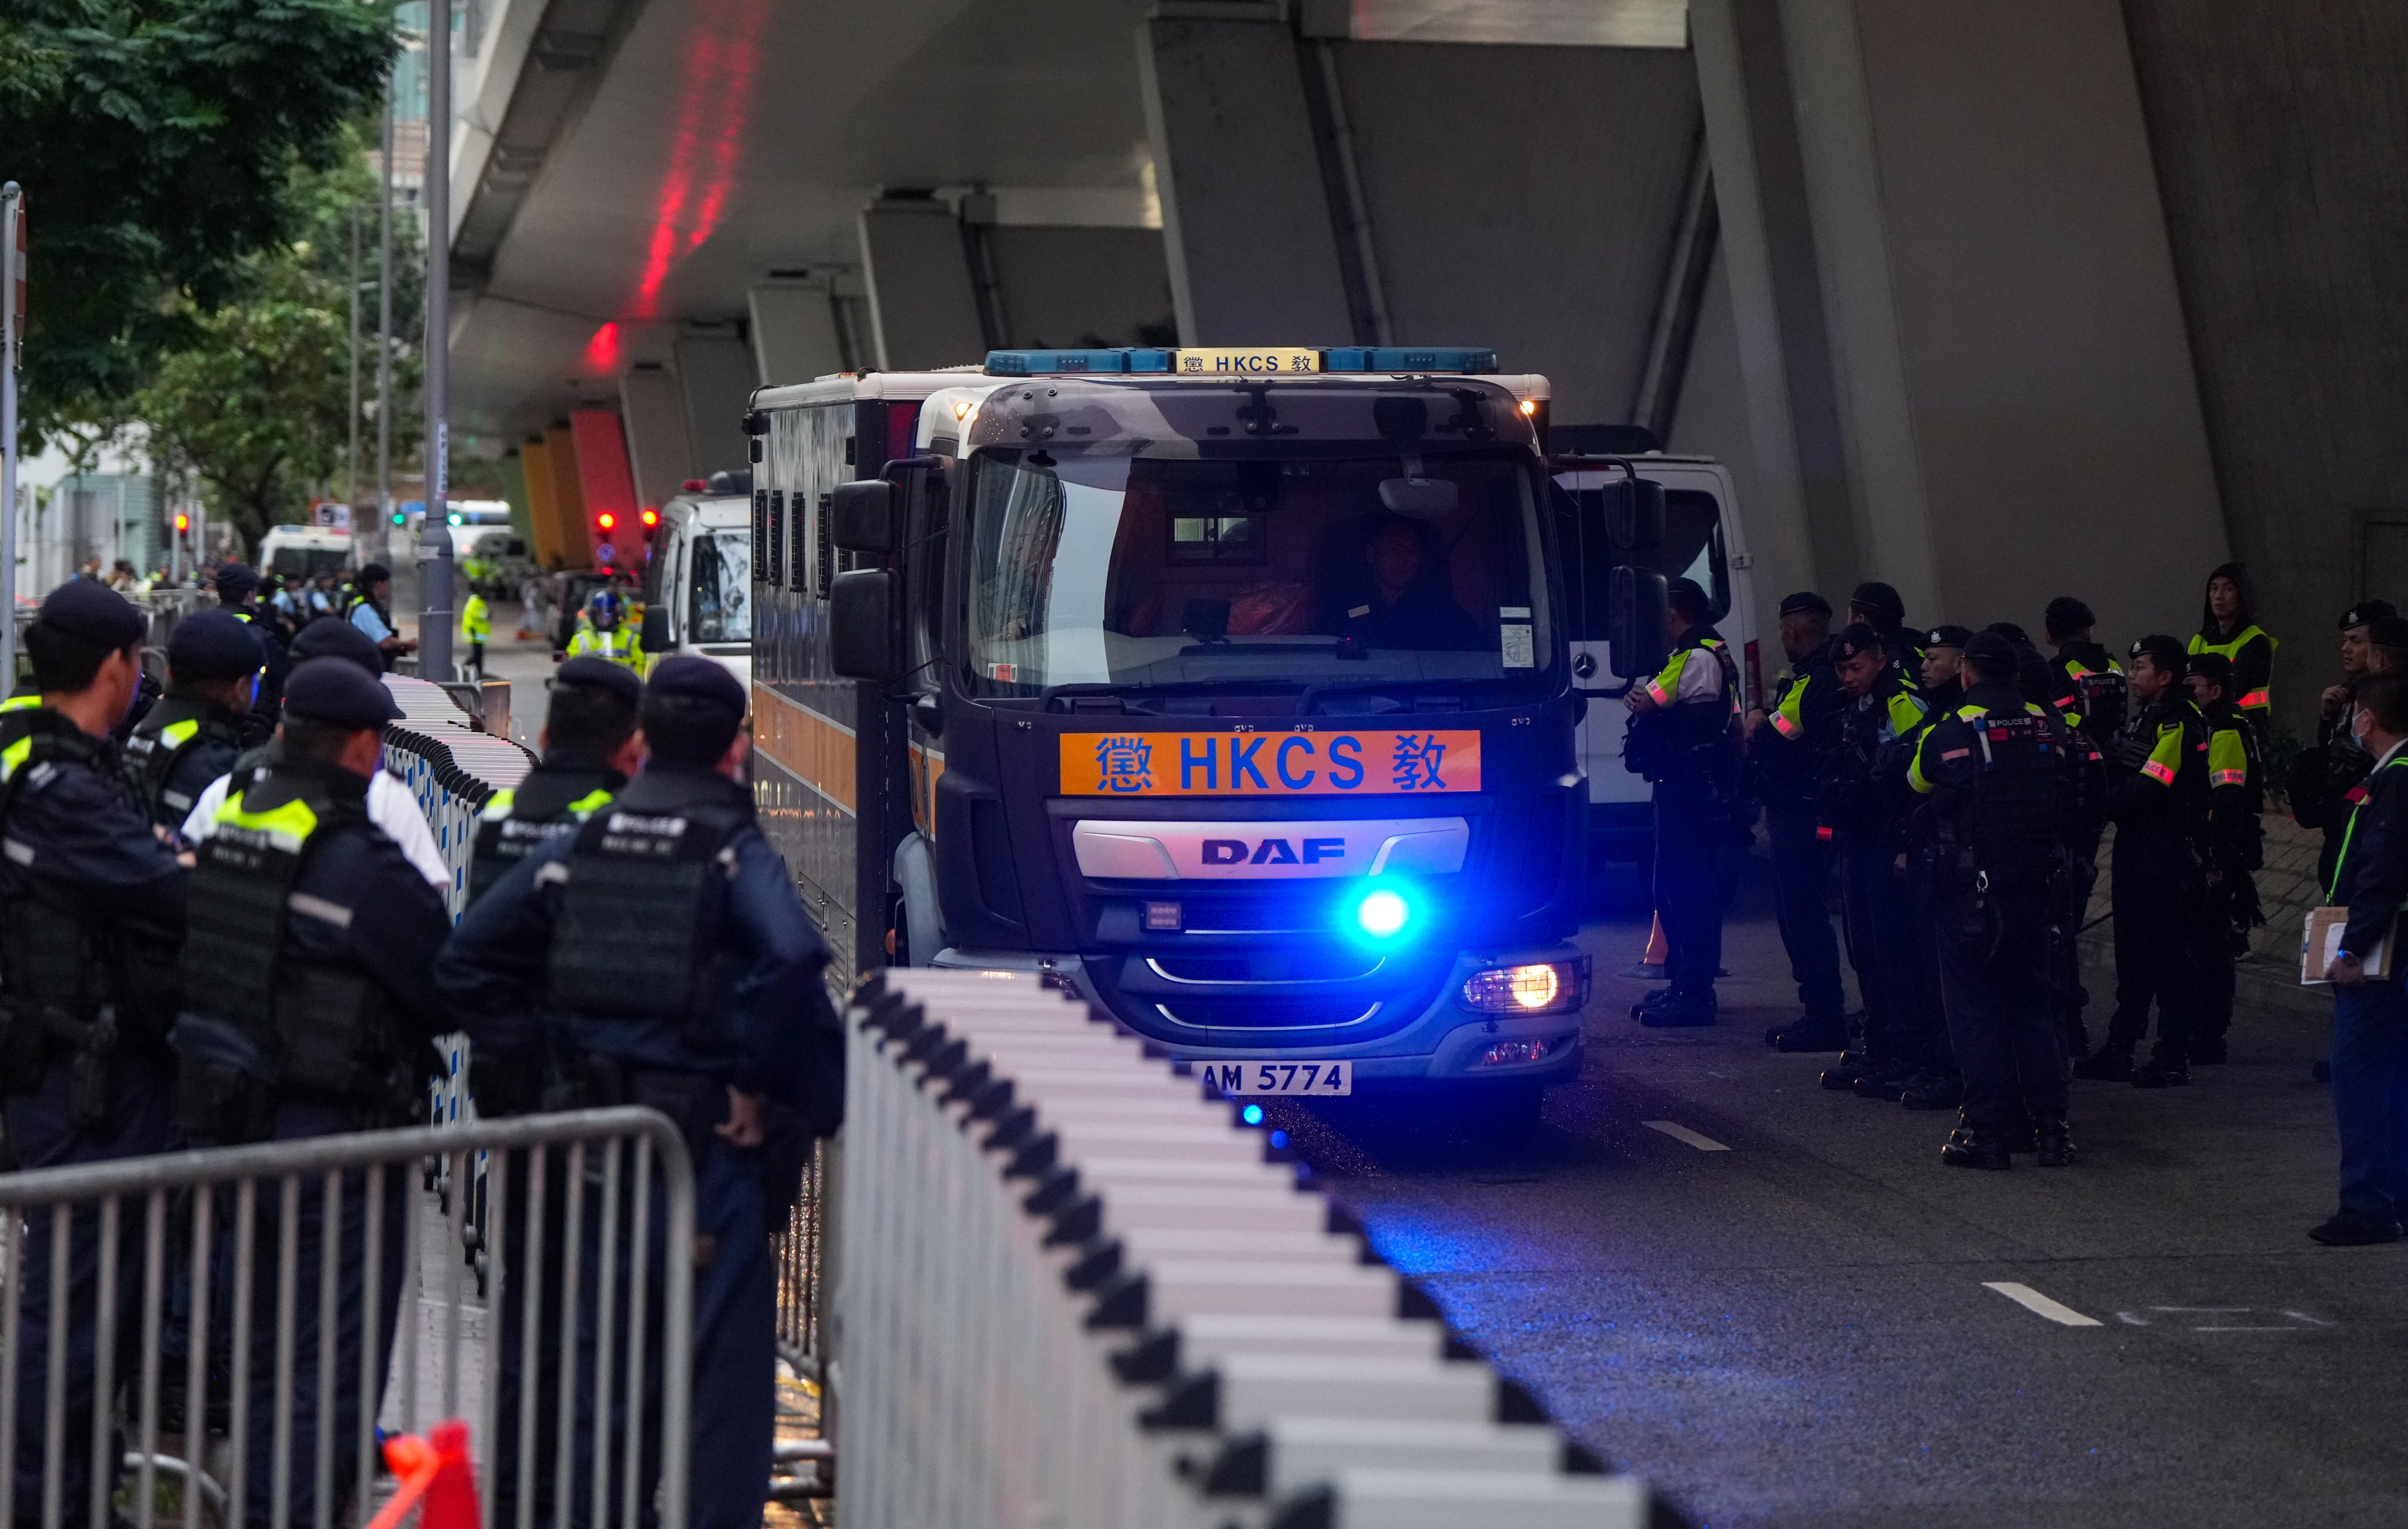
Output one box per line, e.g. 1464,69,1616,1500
1038,678,1308,713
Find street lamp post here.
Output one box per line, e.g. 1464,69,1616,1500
1,182,22,684
417,0,456,682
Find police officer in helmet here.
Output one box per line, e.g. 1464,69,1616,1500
123,608,262,829
170,657,455,1529
1626,577,1741,1026
1908,631,2080,1169
436,655,846,1529
566,587,640,670
0,581,189,1517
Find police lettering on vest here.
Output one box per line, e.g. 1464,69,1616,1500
123,696,241,825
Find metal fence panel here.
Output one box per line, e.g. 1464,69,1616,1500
0,1108,694,1529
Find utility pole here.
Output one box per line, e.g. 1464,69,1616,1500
417,0,456,682
376,72,396,570
1,183,22,685
348,202,362,532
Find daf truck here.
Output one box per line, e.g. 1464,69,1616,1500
744,347,1675,1135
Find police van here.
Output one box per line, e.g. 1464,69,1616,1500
1554,451,1759,864
636,487,754,687
744,347,1669,1135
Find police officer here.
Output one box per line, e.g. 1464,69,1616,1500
565,588,640,670
0,581,189,1518
2077,635,2210,1086
435,656,844,1529
2191,562,2277,740
169,657,454,1529
464,656,646,913
2295,601,2400,894
2187,652,2264,1065
1920,625,1969,712
1818,623,1933,1094
347,561,415,670
1908,631,2079,1169
460,583,492,680
123,608,263,829
2044,597,2128,735
1752,592,1849,1050
2314,672,2408,1244
212,562,290,743
1848,580,1923,691
1626,578,1740,1026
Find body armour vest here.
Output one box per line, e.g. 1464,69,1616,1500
467,768,617,905
1945,704,2068,882
123,695,239,827
545,795,752,1046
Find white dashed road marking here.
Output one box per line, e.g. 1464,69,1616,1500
1983,1281,2104,1327
1642,1120,1730,1152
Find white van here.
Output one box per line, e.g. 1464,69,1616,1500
637,490,753,687
256,524,353,584
1554,454,1761,865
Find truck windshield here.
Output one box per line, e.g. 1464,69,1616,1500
965,449,1550,697
690,528,752,643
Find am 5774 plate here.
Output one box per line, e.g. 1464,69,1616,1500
1197,1060,1352,1096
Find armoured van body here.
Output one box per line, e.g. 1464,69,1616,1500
749,349,1636,1115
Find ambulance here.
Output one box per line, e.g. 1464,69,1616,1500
745,346,1678,1136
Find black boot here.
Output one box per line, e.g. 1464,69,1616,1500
1767,1012,1849,1052
2130,1056,2190,1089
2071,1044,2133,1082
1639,989,1717,1028
1631,985,1676,1021
1820,1051,1872,1091
1898,1071,1964,1111
2035,1112,2077,1167
1853,1058,1912,1100
1941,1127,2013,1170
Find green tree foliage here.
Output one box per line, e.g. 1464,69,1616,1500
137,133,423,550
0,0,396,440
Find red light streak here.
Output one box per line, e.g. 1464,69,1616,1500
630,0,767,320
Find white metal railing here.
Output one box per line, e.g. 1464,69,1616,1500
834,969,1673,1528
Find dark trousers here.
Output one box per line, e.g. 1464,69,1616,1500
1936,884,2068,1127
237,1102,410,1529
4,1057,176,1528
2196,878,2240,1045
1839,834,1924,1063
2330,982,2408,1220
2108,844,2203,1062
1902,858,1952,1073
2049,851,2100,1056
1653,788,1725,998
1767,809,1845,1019
491,1135,773,1529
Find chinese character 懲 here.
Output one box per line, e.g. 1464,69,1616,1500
1096,735,1154,793
1391,734,1447,791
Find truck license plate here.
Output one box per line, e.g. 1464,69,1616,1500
1199,1060,1352,1097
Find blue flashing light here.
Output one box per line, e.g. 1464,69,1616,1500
1321,346,1498,374
1241,1103,1265,1126
984,347,1175,377
1269,1129,1290,1149
1354,886,1413,940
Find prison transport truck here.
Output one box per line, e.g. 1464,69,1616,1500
743,346,1672,1135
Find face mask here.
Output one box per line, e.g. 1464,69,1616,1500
2356,712,2373,751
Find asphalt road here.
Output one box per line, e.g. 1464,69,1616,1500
1271,864,2408,1529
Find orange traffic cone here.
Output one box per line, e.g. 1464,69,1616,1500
1642,914,1667,967
367,1420,482,1529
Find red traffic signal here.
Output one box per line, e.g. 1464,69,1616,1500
173,512,190,534
596,511,615,531
640,507,659,527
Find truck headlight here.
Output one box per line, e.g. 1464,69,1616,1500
1460,959,1587,1015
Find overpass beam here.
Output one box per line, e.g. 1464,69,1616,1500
676,331,757,477
618,365,693,513
1692,0,2223,635
857,199,987,370
749,279,849,389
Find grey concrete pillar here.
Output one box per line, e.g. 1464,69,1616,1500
1694,0,2225,640
857,199,987,370
617,364,692,511
674,331,756,476
1138,9,1353,344
747,280,847,389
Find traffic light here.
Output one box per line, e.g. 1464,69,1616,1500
596,511,615,532
640,507,659,528
173,511,189,537
391,507,407,526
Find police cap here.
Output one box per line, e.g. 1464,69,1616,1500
281,657,400,730
2341,599,2397,633
2367,615,2408,653
1778,590,1832,620
1960,630,2018,677
1985,621,2034,647
2129,634,2187,677
213,563,259,601
166,609,263,681
2189,652,2236,692
646,655,746,720
1832,623,1883,663
2043,596,2095,636
1925,624,1972,650
1848,581,1905,625
289,617,385,677
36,580,146,648
555,655,643,708
357,562,392,585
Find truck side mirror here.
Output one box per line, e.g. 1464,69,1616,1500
1600,466,1664,549
831,481,899,554
639,603,670,654
830,568,902,681
1608,566,1670,679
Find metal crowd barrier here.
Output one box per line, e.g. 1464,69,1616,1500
0,1107,696,1529
835,969,1671,1529
379,674,533,919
